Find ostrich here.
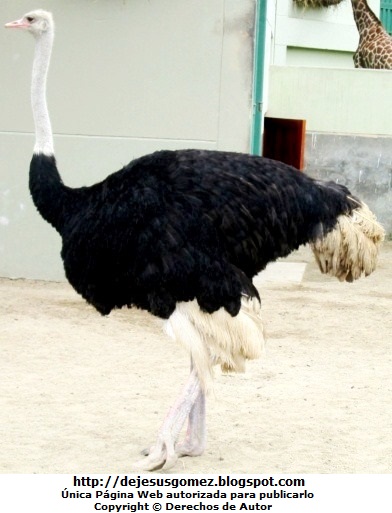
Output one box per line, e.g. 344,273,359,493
5,10,384,471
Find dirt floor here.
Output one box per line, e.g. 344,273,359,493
0,243,391,474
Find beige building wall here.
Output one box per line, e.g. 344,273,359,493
0,0,256,280
267,65,392,235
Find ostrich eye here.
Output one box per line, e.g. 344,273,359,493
26,16,35,23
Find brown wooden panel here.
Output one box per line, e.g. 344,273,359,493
262,117,306,170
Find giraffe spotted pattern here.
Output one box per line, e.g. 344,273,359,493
352,0,392,69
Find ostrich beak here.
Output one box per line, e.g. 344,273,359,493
5,18,29,29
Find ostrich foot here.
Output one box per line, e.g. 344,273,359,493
134,369,205,471
135,434,178,471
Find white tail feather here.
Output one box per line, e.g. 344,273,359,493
311,201,385,282
165,297,265,391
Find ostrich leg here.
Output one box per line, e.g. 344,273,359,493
175,363,206,458
135,366,205,471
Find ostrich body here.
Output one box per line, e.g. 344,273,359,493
6,10,384,471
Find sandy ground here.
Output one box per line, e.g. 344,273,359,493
0,243,391,474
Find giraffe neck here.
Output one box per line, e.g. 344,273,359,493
351,0,381,36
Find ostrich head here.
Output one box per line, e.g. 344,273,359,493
5,9,54,37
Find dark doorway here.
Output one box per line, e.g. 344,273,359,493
262,117,306,170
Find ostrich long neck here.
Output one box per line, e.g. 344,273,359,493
29,26,70,232
32,29,54,155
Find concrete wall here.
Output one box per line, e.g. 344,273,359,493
267,65,392,234
0,0,256,280
274,0,380,67
305,133,392,234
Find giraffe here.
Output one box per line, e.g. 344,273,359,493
351,0,392,69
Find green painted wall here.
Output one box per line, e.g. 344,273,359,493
268,65,392,136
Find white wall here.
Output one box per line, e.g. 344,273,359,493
273,0,381,67
0,0,256,280
262,0,277,114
